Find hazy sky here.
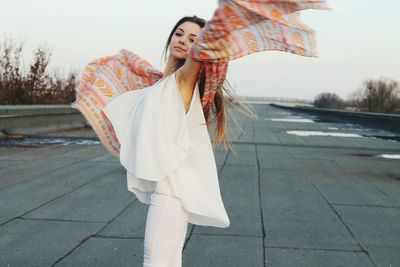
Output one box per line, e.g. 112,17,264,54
1,0,399,101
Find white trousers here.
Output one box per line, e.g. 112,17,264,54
143,192,189,267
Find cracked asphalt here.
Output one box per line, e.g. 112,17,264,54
1,104,399,266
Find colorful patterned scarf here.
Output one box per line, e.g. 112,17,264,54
71,50,163,156
72,0,329,156
190,0,330,109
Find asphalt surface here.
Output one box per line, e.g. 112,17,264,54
0,104,399,267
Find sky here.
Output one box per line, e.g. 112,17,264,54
1,0,399,101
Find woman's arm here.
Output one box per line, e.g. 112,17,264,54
176,57,202,113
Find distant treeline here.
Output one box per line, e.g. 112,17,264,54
313,78,400,114
1,35,399,114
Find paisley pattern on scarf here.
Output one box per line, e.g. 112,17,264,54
189,0,330,109
71,50,163,156
71,0,329,156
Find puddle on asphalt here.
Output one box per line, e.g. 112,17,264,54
266,118,315,123
266,113,316,123
0,135,101,147
369,135,400,142
376,154,400,159
267,112,399,143
286,130,363,138
308,117,337,123
266,113,337,123
349,153,400,160
273,112,292,115
286,130,400,142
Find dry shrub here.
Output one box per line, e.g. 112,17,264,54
0,34,77,105
313,92,345,109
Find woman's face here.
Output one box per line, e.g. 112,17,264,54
169,21,201,60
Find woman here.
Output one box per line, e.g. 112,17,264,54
74,2,329,266
102,15,250,267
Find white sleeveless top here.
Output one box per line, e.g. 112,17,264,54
102,71,230,228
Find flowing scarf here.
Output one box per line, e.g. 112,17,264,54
72,0,330,157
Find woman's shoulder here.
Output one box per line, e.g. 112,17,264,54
144,73,177,95
127,73,172,96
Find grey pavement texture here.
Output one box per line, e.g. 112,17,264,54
1,104,400,267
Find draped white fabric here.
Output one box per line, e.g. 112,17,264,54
102,72,230,228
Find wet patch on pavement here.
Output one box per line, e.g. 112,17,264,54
0,134,101,147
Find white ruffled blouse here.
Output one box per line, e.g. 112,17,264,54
102,71,230,228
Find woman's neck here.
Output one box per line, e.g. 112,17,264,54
163,56,176,78
163,55,181,78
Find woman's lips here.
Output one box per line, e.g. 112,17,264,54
175,47,186,52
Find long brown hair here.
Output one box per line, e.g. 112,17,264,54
162,16,257,155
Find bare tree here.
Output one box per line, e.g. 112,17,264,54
25,44,52,104
0,35,25,104
349,77,400,113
